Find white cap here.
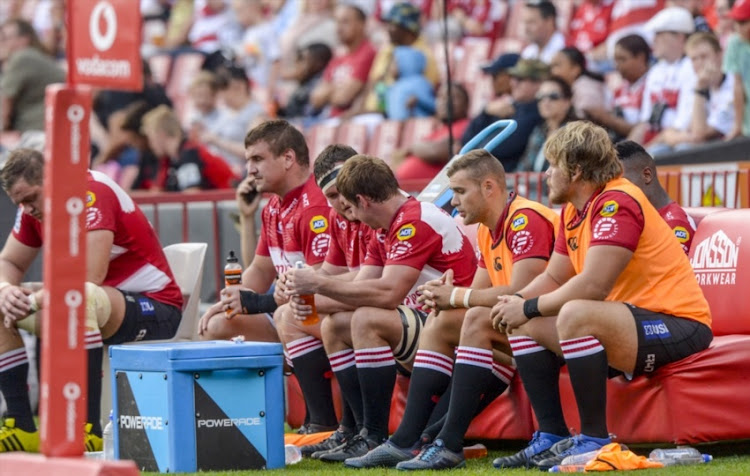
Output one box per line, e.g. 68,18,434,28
644,7,695,34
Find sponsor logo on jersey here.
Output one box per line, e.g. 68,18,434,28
690,229,739,286
673,226,689,243
510,213,528,231
388,241,413,259
593,217,618,240
600,200,619,217
138,298,155,315
493,256,503,271
567,236,579,251
511,230,534,255
310,215,329,233
86,207,103,228
642,319,671,341
397,224,416,241
86,191,96,207
311,233,331,257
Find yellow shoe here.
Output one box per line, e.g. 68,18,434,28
0,418,39,452
84,423,103,452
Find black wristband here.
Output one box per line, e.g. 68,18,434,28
239,290,278,315
514,293,524,298
694,88,710,99
523,297,542,319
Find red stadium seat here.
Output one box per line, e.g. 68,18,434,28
491,37,526,57
454,37,492,86
166,52,205,122
148,54,172,86
400,117,439,149
682,206,729,227
336,121,369,157
468,76,495,118
367,120,403,160
307,123,338,160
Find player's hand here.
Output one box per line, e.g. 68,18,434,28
0,285,32,327
198,301,223,335
417,269,454,311
285,266,319,296
236,176,261,218
490,295,528,334
274,273,290,306
289,295,313,320
220,285,243,319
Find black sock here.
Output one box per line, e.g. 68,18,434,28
87,344,103,436
390,350,453,447
355,346,396,442
437,347,513,452
561,336,609,438
510,336,569,436
288,337,338,427
329,349,364,431
339,397,356,433
0,348,35,432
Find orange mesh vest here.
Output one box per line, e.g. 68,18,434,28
563,178,711,327
477,196,560,287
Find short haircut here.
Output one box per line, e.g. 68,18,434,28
1,148,44,192
340,3,367,22
313,144,358,182
190,70,221,93
450,83,470,109
141,105,182,137
220,65,250,91
526,0,557,20
615,140,656,172
543,121,622,187
304,43,333,68
336,155,400,205
544,75,573,99
244,120,310,167
2,19,43,51
615,34,651,62
447,149,506,186
686,32,722,53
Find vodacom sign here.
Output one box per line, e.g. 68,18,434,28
67,0,142,91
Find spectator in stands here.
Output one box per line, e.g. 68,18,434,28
140,105,238,191
462,59,548,172
0,148,182,454
310,2,376,119
198,66,266,173
584,34,651,140
354,149,558,470
278,145,376,454
91,109,142,192
616,140,696,254
516,76,577,173
646,32,735,155
0,19,64,133
187,71,224,136
605,0,665,60
668,0,713,32
713,0,735,47
360,2,439,116
280,0,338,59
724,0,750,139
391,84,470,184
449,0,506,41
384,46,436,120
628,7,696,147
567,0,615,72
118,100,162,191
520,1,565,64
480,52,521,100
549,47,607,119
284,155,477,463
279,43,333,124
228,0,281,91
491,121,712,470
200,120,332,373
188,0,239,54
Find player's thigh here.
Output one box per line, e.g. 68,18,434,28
321,311,354,350
420,308,465,349
276,303,323,341
206,308,279,343
350,306,405,348
103,291,180,344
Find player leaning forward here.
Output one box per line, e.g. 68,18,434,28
491,121,712,470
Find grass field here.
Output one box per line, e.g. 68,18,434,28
142,441,750,475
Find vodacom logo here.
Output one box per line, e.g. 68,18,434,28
90,1,117,52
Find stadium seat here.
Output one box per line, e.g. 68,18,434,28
367,120,403,160
336,121,369,157
400,117,439,149
455,37,492,86
491,37,525,57
683,206,729,227
468,76,495,118
148,53,172,86
307,123,338,161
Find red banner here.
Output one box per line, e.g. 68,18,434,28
67,0,142,91
39,85,91,457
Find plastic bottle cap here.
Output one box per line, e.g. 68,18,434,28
227,251,238,263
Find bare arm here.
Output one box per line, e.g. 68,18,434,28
584,107,636,138
515,251,576,299
0,235,38,285
690,92,721,142
310,81,333,110
729,73,745,140
407,137,452,164
86,230,115,285
242,255,277,294
236,177,261,268
1,96,13,131
469,258,549,307
329,79,366,110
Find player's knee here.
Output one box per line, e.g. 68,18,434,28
85,282,111,330
461,306,489,336
350,307,385,340
321,312,349,343
557,300,589,334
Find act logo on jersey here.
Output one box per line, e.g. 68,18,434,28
510,213,528,231
673,226,689,243
86,191,96,207
397,224,416,241
600,200,619,217
310,215,329,234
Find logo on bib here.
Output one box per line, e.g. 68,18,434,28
673,226,689,243
510,213,528,231
397,224,416,241
600,200,618,217
86,191,96,207
310,215,329,233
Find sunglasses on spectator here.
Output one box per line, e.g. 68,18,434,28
536,93,564,102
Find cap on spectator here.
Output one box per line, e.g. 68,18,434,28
339,0,375,17
644,7,695,34
383,2,422,35
507,59,549,81
730,0,750,21
481,53,521,75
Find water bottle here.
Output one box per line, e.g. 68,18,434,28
103,411,115,460
224,251,243,316
648,446,712,466
549,444,629,472
295,261,319,325
285,444,303,465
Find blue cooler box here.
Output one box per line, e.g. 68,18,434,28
109,340,284,472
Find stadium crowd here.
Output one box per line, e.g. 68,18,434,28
0,0,742,470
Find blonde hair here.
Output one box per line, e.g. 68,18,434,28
685,32,721,54
543,121,622,186
189,70,221,93
141,105,182,138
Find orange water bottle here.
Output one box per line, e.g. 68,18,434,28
225,251,242,315
295,261,319,325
